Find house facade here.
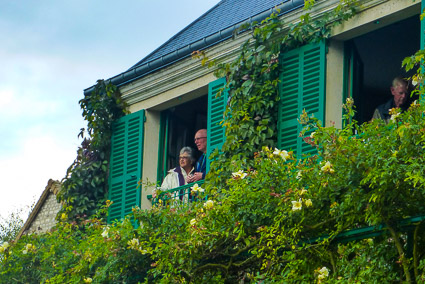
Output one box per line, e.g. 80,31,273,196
83,0,423,221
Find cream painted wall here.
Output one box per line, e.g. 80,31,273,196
139,109,160,210
325,40,345,129
128,73,214,112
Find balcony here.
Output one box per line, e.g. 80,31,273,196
147,180,206,207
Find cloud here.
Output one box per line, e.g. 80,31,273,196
0,133,77,217
0,88,14,109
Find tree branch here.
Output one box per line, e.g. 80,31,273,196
386,222,412,282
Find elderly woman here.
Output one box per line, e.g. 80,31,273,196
160,146,196,191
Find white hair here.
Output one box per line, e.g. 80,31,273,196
180,147,196,164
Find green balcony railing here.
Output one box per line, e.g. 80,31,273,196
147,180,206,207
304,214,425,245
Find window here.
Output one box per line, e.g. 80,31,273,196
344,15,420,124
157,96,208,184
156,77,228,187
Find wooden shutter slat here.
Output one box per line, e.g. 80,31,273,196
278,41,326,159
207,77,228,173
108,110,145,223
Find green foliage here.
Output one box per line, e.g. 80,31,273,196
2,98,425,282
206,0,359,190
0,209,26,244
57,80,127,220
0,204,151,283
130,98,425,283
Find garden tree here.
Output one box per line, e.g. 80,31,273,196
2,0,425,283
0,209,26,264
0,209,25,244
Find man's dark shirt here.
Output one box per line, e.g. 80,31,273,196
372,99,408,123
195,154,206,179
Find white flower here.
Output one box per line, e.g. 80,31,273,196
291,199,302,211
190,218,197,226
127,238,139,249
273,148,289,161
101,227,109,238
296,171,302,180
318,266,329,278
232,170,248,179
321,161,334,173
310,132,315,139
24,243,35,253
203,200,214,210
305,199,313,207
2,242,10,250
412,78,418,86
390,112,400,122
191,183,205,193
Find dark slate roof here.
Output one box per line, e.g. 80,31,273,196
133,0,302,68
84,0,304,94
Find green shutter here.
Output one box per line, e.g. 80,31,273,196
421,0,425,102
420,0,425,49
207,77,228,172
108,110,145,223
278,41,326,159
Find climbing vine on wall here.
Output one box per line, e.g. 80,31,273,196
204,0,359,191
57,80,127,220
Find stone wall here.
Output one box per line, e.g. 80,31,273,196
19,179,62,237
26,191,61,234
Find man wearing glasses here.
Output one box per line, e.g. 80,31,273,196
187,129,207,183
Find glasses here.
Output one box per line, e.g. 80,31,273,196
179,156,190,160
194,137,206,142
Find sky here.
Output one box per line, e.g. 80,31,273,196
0,0,221,219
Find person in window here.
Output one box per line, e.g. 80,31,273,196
160,147,196,191
372,77,409,123
187,129,207,183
